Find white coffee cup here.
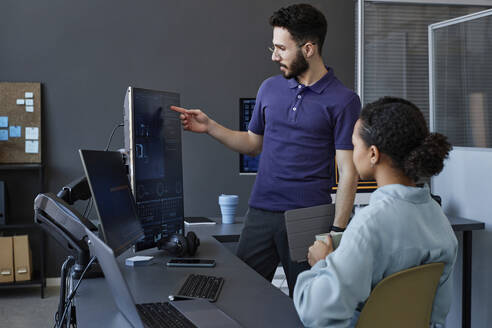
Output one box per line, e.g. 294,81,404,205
315,231,343,250
218,194,239,224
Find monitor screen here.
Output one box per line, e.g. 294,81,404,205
124,87,184,251
239,98,261,173
79,150,144,257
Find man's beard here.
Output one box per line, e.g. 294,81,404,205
280,49,309,79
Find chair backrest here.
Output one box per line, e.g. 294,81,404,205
356,262,445,328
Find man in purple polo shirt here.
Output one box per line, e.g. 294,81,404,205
171,4,360,297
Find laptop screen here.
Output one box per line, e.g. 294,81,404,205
80,150,144,257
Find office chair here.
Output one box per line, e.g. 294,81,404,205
356,262,445,328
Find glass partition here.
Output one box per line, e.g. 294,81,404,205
429,9,492,148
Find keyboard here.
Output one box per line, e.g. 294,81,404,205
174,274,224,302
136,302,197,328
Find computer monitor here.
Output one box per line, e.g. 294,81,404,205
124,87,184,251
239,98,261,174
79,150,144,257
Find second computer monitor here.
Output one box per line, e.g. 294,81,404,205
124,87,184,251
239,98,261,174
79,150,144,257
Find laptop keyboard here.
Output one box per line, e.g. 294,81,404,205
136,302,197,328
176,274,224,302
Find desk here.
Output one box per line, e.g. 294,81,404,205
448,216,485,328
76,216,484,328
75,219,303,327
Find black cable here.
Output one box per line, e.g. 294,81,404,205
53,256,76,328
104,122,124,151
56,256,97,328
56,256,96,328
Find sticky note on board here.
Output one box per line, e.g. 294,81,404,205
25,99,34,106
25,127,39,140
26,106,34,112
25,140,39,153
25,92,33,98
0,117,7,128
9,126,21,137
0,130,8,141
16,99,25,105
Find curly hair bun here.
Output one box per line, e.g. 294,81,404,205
403,133,452,180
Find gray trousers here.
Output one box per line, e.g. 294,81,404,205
236,207,310,297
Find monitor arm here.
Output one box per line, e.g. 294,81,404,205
56,176,91,205
34,192,100,278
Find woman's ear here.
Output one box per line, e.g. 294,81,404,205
369,145,380,167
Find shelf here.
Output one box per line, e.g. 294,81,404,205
0,166,46,298
0,225,46,298
0,164,43,171
0,279,43,287
0,271,45,297
0,224,40,230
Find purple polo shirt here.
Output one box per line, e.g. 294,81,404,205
248,68,361,212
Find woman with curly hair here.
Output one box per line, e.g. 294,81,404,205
293,97,458,328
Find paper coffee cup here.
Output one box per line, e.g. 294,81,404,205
315,231,343,250
218,194,239,224
315,233,331,244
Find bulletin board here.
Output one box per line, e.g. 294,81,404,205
0,82,42,163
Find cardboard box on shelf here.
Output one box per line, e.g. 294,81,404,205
13,235,32,282
0,236,14,283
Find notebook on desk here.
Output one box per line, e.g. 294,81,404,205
285,204,335,263
86,228,241,328
184,217,216,226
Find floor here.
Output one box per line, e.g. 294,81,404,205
0,286,60,328
272,266,289,295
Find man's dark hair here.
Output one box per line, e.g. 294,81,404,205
269,4,327,55
359,97,452,181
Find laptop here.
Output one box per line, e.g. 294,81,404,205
284,204,335,262
86,228,241,328
79,149,144,257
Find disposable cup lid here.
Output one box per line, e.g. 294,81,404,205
219,194,239,203
219,194,238,199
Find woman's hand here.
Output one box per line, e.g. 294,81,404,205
307,239,334,267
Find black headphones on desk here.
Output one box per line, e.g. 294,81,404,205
158,231,200,257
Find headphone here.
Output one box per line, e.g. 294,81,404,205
158,231,200,257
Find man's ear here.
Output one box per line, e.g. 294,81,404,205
304,42,316,58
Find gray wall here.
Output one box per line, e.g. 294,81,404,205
432,149,492,328
0,1,356,277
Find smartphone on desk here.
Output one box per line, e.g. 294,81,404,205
166,258,216,267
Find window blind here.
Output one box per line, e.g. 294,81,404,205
357,1,489,125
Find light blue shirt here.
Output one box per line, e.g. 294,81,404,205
293,184,458,328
